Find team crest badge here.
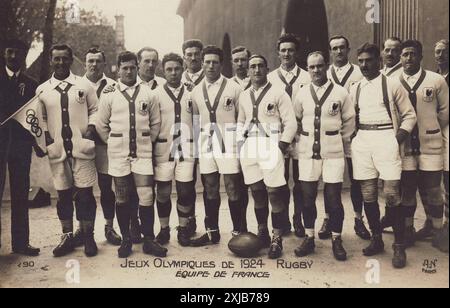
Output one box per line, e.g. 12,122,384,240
328,101,341,116
223,97,234,111
138,101,149,115
76,89,86,104
265,102,277,116
423,87,434,103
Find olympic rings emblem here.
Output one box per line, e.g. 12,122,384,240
25,109,43,137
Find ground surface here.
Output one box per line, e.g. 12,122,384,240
0,190,448,288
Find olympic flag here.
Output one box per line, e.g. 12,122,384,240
1,91,46,154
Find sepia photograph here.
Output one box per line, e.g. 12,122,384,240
0,0,448,291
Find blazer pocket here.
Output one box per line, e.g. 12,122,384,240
424,129,443,150
108,133,123,154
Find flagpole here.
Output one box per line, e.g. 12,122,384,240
0,90,44,126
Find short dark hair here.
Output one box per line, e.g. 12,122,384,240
50,44,73,59
401,40,423,56
202,45,224,63
3,39,28,51
85,46,106,62
329,35,350,49
162,53,184,69
382,37,402,49
232,46,251,58
117,51,138,68
277,33,300,51
137,47,159,62
307,51,326,64
357,43,380,58
248,54,268,67
182,39,204,54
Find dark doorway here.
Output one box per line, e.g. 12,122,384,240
284,0,329,68
222,33,233,78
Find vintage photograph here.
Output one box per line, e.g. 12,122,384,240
0,0,448,290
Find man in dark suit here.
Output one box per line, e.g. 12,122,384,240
0,39,40,256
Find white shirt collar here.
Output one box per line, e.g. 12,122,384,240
403,68,423,81
280,64,300,77
118,80,139,92
5,66,20,78
251,81,270,94
83,73,107,87
333,62,351,72
137,74,157,86
205,75,224,87
361,73,382,87
383,62,401,73
312,80,332,92
187,69,203,79
50,72,77,88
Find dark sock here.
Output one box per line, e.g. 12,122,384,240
157,200,172,221
139,206,155,239
364,201,382,235
392,206,406,244
116,205,131,238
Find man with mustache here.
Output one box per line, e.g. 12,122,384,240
182,39,205,92
152,53,196,247
268,33,310,238
37,44,99,258
232,46,252,90
325,35,369,242
433,39,449,253
396,40,449,249
238,54,297,259
293,51,355,261
0,39,40,256
80,47,122,247
380,37,404,79
189,45,247,246
96,51,166,258
350,43,416,268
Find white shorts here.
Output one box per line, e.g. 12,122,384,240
50,158,97,191
240,137,286,188
155,160,196,182
199,154,241,175
108,157,154,177
402,154,443,172
95,144,109,175
351,129,402,181
298,158,345,183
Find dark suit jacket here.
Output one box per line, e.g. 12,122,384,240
0,67,38,145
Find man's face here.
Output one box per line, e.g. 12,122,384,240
278,42,297,68
330,38,350,65
401,47,422,74
358,52,380,79
138,50,158,79
232,50,249,77
51,49,73,77
307,55,328,85
4,47,26,72
203,54,222,81
85,53,105,78
435,43,449,66
248,57,268,85
184,47,202,72
164,60,183,86
119,60,138,85
382,39,402,68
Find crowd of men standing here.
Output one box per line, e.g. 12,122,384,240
0,34,448,270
